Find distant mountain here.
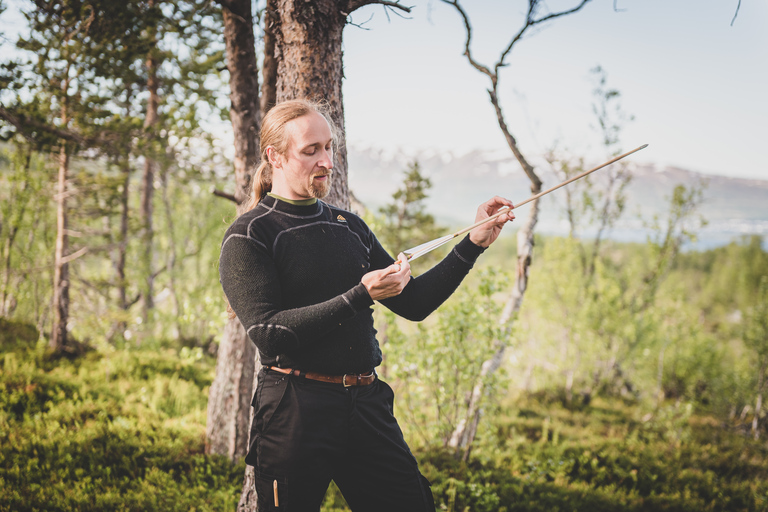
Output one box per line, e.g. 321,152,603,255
347,146,768,249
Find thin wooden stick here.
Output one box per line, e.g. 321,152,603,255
400,144,648,262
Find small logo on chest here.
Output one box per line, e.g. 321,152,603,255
336,214,347,223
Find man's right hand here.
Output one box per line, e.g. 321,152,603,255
361,253,411,301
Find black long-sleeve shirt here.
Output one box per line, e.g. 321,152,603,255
219,194,485,374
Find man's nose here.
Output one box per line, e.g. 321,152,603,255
319,148,333,169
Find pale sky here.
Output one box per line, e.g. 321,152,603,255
342,0,768,180
1,0,765,181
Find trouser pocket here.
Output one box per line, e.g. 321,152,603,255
246,369,290,467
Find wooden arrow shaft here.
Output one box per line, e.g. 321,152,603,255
401,144,648,262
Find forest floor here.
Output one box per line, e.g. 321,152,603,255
2,321,767,512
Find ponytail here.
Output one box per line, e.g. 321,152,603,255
242,160,272,213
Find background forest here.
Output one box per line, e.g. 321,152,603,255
1,0,767,511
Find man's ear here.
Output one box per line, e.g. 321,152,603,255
266,146,282,169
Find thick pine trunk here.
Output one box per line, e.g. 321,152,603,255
206,317,256,456
206,0,262,469
223,0,261,203
261,0,278,116
272,0,349,209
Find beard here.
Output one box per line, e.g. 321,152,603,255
308,170,333,199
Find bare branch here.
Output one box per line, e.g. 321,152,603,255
731,0,741,26
346,0,412,14
497,0,592,72
346,11,375,30
0,105,123,151
60,247,88,265
213,188,239,203
440,0,493,79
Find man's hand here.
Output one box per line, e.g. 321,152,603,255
362,253,411,301
469,196,515,248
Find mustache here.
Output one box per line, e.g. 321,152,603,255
314,170,334,178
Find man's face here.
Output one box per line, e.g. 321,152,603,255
269,111,334,200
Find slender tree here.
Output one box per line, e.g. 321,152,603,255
441,0,593,458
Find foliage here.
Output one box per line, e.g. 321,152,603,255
376,160,446,273
0,321,242,512
416,394,768,512
384,268,510,446
7,321,767,512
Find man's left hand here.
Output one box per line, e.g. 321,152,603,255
468,196,515,248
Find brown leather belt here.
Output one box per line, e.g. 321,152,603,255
264,366,376,387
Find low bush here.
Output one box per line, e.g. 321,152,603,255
0,322,242,512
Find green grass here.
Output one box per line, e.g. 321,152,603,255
2,321,767,511
417,393,768,511
0,321,243,512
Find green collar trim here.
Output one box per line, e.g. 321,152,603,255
268,192,318,206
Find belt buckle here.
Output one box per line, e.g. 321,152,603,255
343,374,353,387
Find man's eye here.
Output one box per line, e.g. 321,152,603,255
304,148,317,155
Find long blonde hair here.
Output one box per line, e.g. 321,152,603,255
242,99,338,212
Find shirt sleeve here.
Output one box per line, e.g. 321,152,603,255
373,234,486,321
219,234,374,358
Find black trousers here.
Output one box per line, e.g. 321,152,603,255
246,367,436,512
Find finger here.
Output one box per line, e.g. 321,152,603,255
395,253,410,274
487,196,514,210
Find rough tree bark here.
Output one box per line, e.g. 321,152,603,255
261,0,278,116
271,0,351,208
50,74,72,353
221,0,261,204
442,0,591,458
206,0,262,465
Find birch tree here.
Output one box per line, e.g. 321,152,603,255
441,0,594,459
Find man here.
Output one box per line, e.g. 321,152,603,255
219,99,515,511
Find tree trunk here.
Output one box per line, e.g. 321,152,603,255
51,74,72,353
51,142,71,352
272,0,350,209
222,0,261,204
117,160,130,311
237,366,262,510
140,28,159,325
206,0,262,467
160,164,182,337
206,317,256,457
261,0,278,116
447,82,542,457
